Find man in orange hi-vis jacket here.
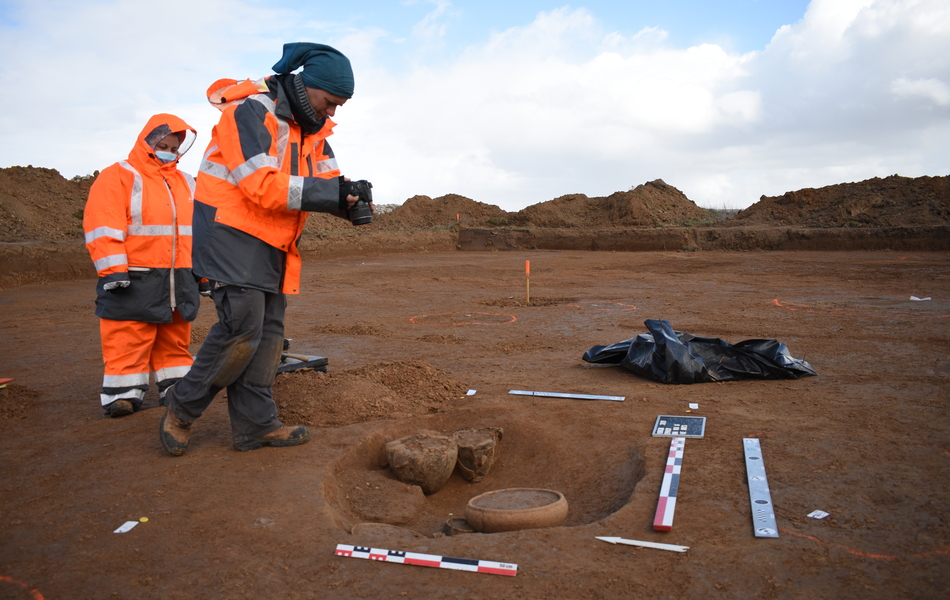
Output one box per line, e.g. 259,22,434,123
159,42,368,455
84,114,203,417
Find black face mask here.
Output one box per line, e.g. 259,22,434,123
284,74,326,134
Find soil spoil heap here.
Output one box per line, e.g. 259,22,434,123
729,174,950,228
0,166,94,242
4,167,949,244
507,179,710,228
2,166,948,287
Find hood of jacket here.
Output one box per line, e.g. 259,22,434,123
128,113,197,175
205,75,326,135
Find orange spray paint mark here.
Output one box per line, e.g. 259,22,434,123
0,576,46,600
780,528,949,560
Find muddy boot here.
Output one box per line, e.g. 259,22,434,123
233,425,309,452
106,399,134,418
159,408,192,456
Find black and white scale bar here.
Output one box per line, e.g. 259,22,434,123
335,544,518,577
743,438,779,538
508,390,625,402
654,437,685,531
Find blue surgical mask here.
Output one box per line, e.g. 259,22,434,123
155,151,178,164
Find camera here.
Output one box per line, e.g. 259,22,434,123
340,179,374,226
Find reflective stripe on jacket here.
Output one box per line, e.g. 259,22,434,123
194,76,344,294
83,113,201,322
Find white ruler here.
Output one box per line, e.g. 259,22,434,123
743,438,779,538
508,390,625,402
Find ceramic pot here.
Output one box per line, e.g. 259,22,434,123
464,488,568,533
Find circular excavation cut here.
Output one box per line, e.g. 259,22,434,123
321,412,646,537
465,488,568,533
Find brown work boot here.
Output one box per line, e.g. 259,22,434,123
233,425,309,452
107,399,134,418
159,408,192,456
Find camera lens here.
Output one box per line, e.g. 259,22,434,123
349,200,373,226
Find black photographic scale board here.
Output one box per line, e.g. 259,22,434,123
652,415,707,438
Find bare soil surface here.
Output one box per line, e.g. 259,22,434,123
2,249,949,599
1,166,949,598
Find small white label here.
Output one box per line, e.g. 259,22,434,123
114,521,139,533
466,389,476,396
807,510,829,519
689,403,699,409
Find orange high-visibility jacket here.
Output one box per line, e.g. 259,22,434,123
84,114,201,322
194,76,345,294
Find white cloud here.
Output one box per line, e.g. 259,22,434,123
891,77,950,106
334,7,770,206
411,0,455,40
337,0,950,209
0,0,311,176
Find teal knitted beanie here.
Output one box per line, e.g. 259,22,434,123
272,42,354,98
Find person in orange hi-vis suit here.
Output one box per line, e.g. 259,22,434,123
84,114,205,417
159,42,368,455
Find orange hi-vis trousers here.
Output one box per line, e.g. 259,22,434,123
99,310,193,408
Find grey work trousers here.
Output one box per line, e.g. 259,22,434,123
165,285,286,443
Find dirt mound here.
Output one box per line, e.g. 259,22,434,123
302,211,358,233
272,358,467,427
508,180,711,228
301,193,506,234
730,175,950,228
0,166,95,242
309,323,394,338
2,164,948,260
377,193,508,229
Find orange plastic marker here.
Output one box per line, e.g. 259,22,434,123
525,260,531,303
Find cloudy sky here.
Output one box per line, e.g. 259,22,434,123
0,0,947,210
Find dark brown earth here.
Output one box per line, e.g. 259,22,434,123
2,169,948,289
1,166,949,599
730,174,950,228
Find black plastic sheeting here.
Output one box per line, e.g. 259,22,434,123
583,319,817,384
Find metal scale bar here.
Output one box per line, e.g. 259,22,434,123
743,438,779,538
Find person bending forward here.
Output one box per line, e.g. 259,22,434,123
159,42,366,455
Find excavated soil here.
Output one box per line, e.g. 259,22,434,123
506,180,712,228
1,166,949,599
730,175,950,228
3,169,948,290
272,359,467,427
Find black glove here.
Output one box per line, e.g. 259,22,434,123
339,177,359,211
